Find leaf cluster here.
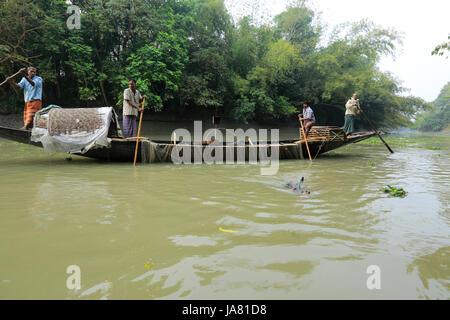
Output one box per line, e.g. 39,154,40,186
381,185,408,198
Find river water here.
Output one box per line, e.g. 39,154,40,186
0,122,448,300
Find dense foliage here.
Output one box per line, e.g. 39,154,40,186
0,0,429,128
415,82,450,132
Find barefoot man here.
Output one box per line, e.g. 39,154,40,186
7,67,43,131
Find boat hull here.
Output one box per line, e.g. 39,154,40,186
0,125,376,163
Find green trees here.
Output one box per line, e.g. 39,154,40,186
178,0,233,114
125,32,188,111
227,13,427,127
0,0,428,129
415,82,450,132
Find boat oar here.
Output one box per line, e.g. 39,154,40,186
0,70,23,87
299,118,312,161
133,97,146,166
357,106,394,154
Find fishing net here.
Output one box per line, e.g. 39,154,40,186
141,141,175,163
47,108,104,136
31,107,122,154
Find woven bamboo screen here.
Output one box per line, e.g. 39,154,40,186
300,126,346,142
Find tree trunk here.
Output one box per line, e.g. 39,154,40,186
55,57,61,100
99,80,109,106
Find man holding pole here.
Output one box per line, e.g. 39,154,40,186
122,79,146,138
7,67,43,131
344,93,363,138
345,93,394,153
298,102,316,139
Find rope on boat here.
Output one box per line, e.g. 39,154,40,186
313,139,328,160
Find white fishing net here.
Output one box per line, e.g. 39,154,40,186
31,107,122,154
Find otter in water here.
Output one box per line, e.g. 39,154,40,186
284,177,310,195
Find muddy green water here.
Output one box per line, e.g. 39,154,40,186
0,124,449,300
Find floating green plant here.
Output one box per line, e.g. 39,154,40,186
367,162,376,167
381,185,408,198
425,146,441,150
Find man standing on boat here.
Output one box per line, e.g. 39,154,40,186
298,102,316,138
344,93,363,138
7,67,43,131
122,79,146,138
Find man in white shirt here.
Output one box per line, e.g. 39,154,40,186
344,93,363,138
122,79,146,138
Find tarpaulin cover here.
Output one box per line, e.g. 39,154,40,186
31,107,122,154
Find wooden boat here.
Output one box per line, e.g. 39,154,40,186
0,125,376,163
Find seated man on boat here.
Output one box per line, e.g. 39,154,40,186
7,67,43,131
344,93,363,139
122,79,146,138
298,102,316,139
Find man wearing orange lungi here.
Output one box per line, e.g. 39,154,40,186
7,67,43,131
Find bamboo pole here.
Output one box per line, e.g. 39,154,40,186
133,97,146,166
299,118,312,162
0,70,23,87
357,106,394,154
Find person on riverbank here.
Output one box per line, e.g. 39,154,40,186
298,103,316,139
122,79,146,138
7,67,43,131
344,93,363,138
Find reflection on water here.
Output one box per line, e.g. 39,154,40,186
407,247,449,299
0,129,449,299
